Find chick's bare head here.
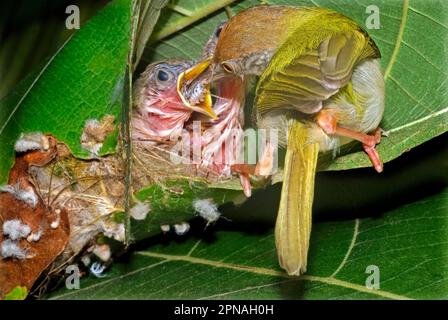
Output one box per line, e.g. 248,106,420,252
132,59,197,141
134,59,194,110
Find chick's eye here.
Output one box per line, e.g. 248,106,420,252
221,62,233,73
157,69,170,81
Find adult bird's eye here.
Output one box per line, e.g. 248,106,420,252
215,26,222,37
221,62,233,73
157,69,170,81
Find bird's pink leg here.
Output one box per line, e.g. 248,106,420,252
255,143,275,176
231,143,275,197
316,110,383,173
239,173,252,198
231,143,274,176
230,165,254,198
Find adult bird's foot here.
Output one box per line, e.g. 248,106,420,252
316,111,384,173
362,128,383,173
337,126,383,173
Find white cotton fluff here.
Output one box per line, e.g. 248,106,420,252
0,184,38,208
81,255,92,267
193,199,221,224
160,224,170,233
15,140,41,153
50,219,60,229
2,219,31,240
80,119,104,156
14,132,48,153
173,222,190,236
130,202,151,220
1,239,27,259
93,244,111,262
15,188,38,208
27,229,43,242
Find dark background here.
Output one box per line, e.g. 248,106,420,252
0,0,107,98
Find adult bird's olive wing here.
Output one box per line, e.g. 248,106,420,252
255,29,377,117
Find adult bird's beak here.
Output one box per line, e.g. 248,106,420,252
177,58,217,120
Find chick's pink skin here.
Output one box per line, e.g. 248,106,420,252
132,86,193,141
132,60,195,142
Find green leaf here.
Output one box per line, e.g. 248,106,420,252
125,0,448,238
133,0,170,68
47,189,448,299
0,0,133,184
4,286,28,300
130,179,245,241
148,0,238,45
144,0,448,171
2,0,446,299
127,0,448,244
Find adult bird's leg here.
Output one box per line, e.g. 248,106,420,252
316,110,383,173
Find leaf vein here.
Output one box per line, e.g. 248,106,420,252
384,0,409,79
136,251,412,300
330,219,360,278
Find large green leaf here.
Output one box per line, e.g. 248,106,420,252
130,179,245,241
143,0,448,171
0,0,133,183
125,0,448,240
47,188,448,299
1,0,446,299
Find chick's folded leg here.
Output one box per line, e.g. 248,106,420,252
316,110,383,173
228,164,253,197
239,173,252,198
230,143,275,197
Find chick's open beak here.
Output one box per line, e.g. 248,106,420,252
177,58,217,120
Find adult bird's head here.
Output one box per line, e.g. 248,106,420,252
178,5,301,109
176,21,231,121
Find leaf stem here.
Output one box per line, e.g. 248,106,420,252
166,4,193,16
225,6,233,18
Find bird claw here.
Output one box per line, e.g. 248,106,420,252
361,127,383,173
363,144,383,173
228,166,253,197
316,110,385,172
379,127,389,137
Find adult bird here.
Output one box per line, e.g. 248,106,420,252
178,5,385,275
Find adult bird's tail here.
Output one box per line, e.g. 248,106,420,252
275,120,318,275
